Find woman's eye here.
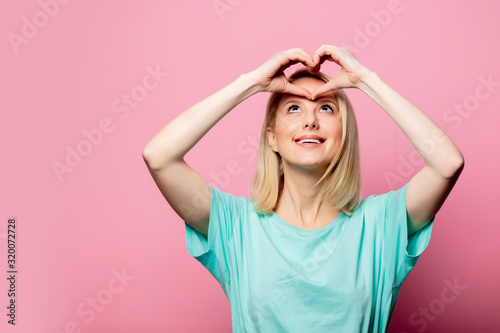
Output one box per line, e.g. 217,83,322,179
286,104,335,113
320,105,334,113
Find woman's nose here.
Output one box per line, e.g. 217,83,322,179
303,113,318,128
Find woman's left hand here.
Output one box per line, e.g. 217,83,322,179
307,45,372,98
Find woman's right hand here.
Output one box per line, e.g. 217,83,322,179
247,48,316,99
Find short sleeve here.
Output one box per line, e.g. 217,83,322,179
370,182,434,287
184,183,245,286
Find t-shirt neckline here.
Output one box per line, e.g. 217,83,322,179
270,210,346,233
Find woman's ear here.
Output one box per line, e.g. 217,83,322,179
266,127,278,152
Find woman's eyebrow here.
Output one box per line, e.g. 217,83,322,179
283,99,304,106
316,98,339,107
284,98,338,108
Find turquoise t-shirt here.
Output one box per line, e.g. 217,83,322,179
185,182,434,332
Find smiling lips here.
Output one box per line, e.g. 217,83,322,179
294,135,326,146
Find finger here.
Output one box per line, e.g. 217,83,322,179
308,56,329,74
286,47,315,65
308,66,320,74
285,47,318,72
316,50,339,68
287,47,314,64
279,51,315,71
284,83,313,100
310,81,336,99
280,59,305,72
312,45,332,67
308,52,324,72
309,56,328,73
313,45,342,67
281,56,315,72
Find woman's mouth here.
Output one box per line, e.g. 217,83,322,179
295,139,325,146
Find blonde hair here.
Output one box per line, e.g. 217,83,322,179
248,67,362,216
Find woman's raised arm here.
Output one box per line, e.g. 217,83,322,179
142,47,315,168
309,44,464,235
142,73,258,169
142,48,315,237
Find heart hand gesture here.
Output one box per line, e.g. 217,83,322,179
308,45,372,98
247,48,317,99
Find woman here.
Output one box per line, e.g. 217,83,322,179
142,45,464,332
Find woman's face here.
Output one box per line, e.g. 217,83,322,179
266,76,343,171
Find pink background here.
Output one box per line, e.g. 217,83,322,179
1,0,499,332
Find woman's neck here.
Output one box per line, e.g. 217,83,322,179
274,171,338,229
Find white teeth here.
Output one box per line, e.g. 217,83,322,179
297,139,322,144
